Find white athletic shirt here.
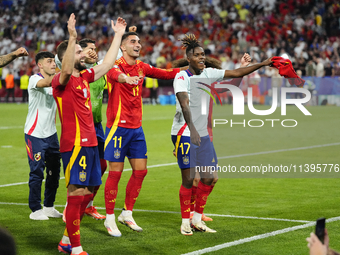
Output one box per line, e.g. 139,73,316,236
24,74,57,138
171,68,225,137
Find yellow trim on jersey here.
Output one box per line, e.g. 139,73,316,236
104,96,122,150
65,145,82,187
74,113,81,146
80,70,87,74
57,97,63,122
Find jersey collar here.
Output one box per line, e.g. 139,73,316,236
185,69,193,77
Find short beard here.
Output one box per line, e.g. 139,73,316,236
75,62,86,71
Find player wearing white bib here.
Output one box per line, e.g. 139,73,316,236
172,34,273,235
24,51,62,220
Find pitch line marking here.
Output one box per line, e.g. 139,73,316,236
1,142,339,188
181,216,340,255
0,202,310,223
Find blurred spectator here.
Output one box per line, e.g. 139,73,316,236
5,71,15,103
324,62,334,76
306,60,316,76
20,72,29,103
316,58,325,77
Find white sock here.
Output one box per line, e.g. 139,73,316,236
61,235,70,244
106,213,115,221
72,246,83,254
87,200,93,208
121,210,132,217
182,218,190,225
192,212,202,224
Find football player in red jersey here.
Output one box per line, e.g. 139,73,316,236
103,32,187,237
52,14,128,255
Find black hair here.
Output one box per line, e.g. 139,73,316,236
179,34,201,56
172,57,222,69
121,32,139,44
35,51,55,64
79,38,95,49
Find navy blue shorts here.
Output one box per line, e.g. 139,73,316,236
94,122,105,159
104,126,147,162
25,133,60,171
61,146,102,187
172,135,217,169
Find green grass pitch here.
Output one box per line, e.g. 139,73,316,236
0,103,340,255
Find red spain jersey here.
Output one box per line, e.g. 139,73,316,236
106,57,180,129
52,68,97,152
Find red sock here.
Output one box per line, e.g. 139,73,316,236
190,186,197,212
105,171,122,214
124,170,147,211
195,181,211,214
208,184,214,195
179,185,192,219
80,194,93,220
92,159,108,199
66,196,84,248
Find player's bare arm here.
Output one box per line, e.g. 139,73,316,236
117,73,142,84
36,74,56,88
217,53,252,91
224,57,273,78
59,13,77,86
176,91,201,146
93,17,127,81
0,47,28,68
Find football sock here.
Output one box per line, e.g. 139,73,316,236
182,218,190,225
192,212,202,223
71,246,83,255
208,184,214,195
106,213,115,221
80,194,93,220
105,171,122,214
91,159,108,202
124,170,147,211
121,209,132,217
190,185,197,212
66,196,84,248
62,235,70,244
86,200,93,208
195,181,211,215
179,185,192,219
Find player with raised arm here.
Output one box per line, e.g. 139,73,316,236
0,47,28,67
103,31,187,237
52,14,126,255
172,54,251,223
24,51,62,221
77,26,138,220
172,34,272,235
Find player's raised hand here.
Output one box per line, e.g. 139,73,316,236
129,26,137,32
15,47,28,57
67,13,77,38
125,76,142,85
88,50,98,62
240,53,251,67
262,57,273,66
111,17,127,36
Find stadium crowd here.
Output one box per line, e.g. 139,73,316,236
0,0,339,100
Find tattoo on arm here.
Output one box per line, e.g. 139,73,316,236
0,52,17,68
